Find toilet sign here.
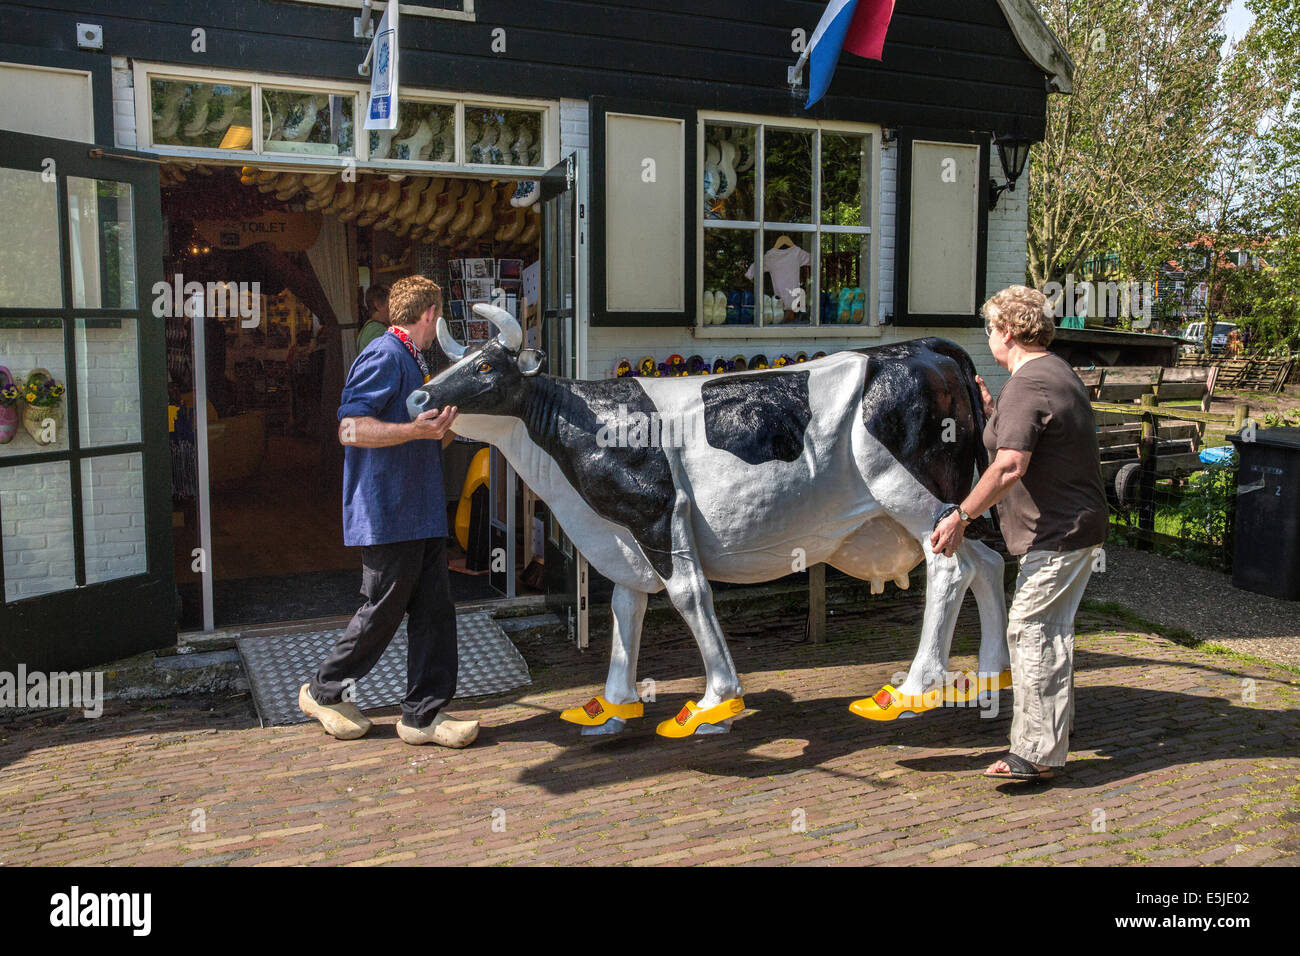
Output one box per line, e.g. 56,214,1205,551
195,210,322,251
364,0,400,130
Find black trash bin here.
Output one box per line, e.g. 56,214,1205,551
1227,427,1300,600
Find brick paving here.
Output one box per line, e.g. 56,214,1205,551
1,599,1297,866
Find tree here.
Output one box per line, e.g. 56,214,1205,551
1028,0,1240,292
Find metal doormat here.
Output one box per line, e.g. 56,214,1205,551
236,611,531,727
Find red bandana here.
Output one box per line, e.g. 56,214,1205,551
388,326,431,381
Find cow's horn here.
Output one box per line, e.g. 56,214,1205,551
436,315,468,360
474,302,523,351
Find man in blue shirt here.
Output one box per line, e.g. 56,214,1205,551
300,275,478,749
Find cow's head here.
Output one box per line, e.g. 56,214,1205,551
405,303,545,422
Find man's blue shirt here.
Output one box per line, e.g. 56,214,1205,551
338,333,448,546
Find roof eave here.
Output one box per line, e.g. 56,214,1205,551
997,0,1076,96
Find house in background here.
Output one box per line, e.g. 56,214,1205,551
0,0,1074,669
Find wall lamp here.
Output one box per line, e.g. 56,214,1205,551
989,132,1032,210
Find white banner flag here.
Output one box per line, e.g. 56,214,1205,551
364,1,400,130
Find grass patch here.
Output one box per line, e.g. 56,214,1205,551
1081,599,1300,678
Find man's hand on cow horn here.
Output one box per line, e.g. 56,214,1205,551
412,405,458,440
974,376,995,418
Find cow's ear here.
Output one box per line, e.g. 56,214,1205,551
517,349,546,377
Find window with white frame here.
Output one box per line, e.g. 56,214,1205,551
700,116,876,328
139,66,550,171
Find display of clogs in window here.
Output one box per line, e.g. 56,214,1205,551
0,366,18,444
20,368,66,446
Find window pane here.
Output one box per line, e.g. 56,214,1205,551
703,228,758,326
67,177,137,310
76,318,141,447
465,107,543,166
822,133,869,226
263,89,354,156
759,231,814,326
0,167,61,309
1,460,76,602
764,128,813,224
819,232,869,324
369,101,454,162
703,123,756,222
0,319,70,458
150,79,253,150
81,453,148,586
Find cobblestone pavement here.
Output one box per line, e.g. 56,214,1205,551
2,600,1297,866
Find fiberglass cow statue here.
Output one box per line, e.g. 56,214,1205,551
408,304,1010,738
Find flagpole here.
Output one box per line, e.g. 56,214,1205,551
789,49,810,88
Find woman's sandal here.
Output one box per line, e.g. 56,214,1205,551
984,752,1055,782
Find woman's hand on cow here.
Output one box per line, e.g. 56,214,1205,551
412,405,458,441
929,510,966,558
975,376,996,418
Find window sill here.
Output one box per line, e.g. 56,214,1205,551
692,324,884,339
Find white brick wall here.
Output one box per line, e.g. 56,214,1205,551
77,322,143,447
2,461,76,601
111,57,136,148
81,452,148,585
1,321,146,601
559,98,590,153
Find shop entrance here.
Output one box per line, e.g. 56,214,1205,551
162,162,549,630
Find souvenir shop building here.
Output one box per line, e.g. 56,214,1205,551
0,0,1073,670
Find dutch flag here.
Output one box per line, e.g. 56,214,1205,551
803,0,896,109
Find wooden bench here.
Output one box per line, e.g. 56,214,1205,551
1073,364,1220,490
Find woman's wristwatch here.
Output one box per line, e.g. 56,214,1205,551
935,504,973,529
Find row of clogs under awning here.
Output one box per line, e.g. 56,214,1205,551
158,162,541,257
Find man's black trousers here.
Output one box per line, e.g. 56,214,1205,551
310,537,457,728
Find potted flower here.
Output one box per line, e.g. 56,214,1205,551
21,368,65,445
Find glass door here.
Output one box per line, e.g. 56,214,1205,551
538,152,589,647
0,129,171,671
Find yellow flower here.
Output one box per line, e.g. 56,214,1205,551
25,392,36,402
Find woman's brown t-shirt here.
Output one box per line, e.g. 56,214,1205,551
983,352,1109,556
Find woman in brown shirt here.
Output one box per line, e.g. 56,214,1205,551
931,285,1108,782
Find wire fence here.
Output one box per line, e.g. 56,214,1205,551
1107,456,1237,572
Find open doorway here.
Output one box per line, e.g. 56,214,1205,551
163,164,544,629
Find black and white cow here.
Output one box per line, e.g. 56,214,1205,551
408,304,1009,737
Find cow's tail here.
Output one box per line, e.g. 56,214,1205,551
930,339,1000,540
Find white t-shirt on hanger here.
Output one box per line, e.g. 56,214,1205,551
745,245,812,310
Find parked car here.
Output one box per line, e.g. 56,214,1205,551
1179,321,1238,354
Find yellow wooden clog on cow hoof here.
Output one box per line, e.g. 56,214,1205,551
944,669,1013,704
655,698,745,738
848,684,941,721
561,695,644,727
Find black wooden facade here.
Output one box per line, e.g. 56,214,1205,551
1,0,1053,145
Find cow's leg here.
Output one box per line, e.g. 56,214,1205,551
561,584,650,736
896,536,976,697
603,584,648,704
960,538,1010,692
655,493,743,736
